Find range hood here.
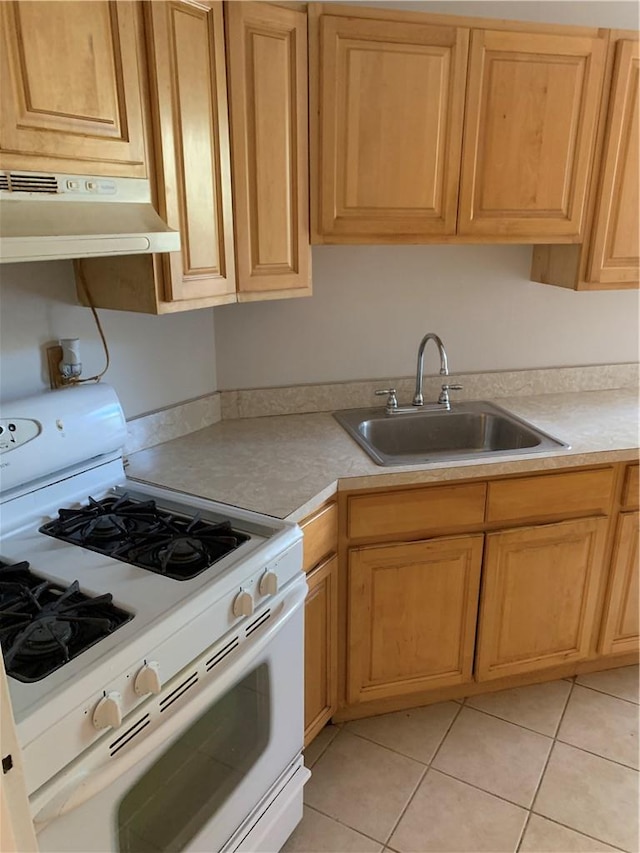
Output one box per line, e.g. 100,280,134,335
0,171,180,263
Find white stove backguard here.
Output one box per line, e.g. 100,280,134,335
0,383,126,499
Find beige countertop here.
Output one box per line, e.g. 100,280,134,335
126,388,639,522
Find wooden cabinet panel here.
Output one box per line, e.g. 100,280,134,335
313,12,469,239
348,535,483,703
486,469,614,526
600,511,639,655
622,464,639,510
146,0,235,303
0,1,146,178
226,2,311,300
459,29,606,239
347,483,486,541
301,502,338,574
304,556,338,745
587,40,640,286
476,518,608,680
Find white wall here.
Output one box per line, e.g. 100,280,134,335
0,262,217,418
214,245,639,388
213,0,640,390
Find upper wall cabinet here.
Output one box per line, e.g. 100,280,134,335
531,33,639,290
459,29,606,240
76,0,311,314
0,1,147,178
310,3,608,245
311,9,469,240
226,2,311,301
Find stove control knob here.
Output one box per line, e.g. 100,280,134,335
92,692,123,730
232,589,254,618
259,570,278,596
134,661,162,696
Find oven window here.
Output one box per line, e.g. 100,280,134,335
117,664,270,852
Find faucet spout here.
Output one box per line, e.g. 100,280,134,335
413,333,449,407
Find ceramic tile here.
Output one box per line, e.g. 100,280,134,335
520,815,622,852
344,701,459,764
389,769,527,852
557,685,639,769
304,731,424,843
282,806,383,853
432,707,553,807
576,666,639,705
534,742,639,852
304,724,341,768
465,679,572,735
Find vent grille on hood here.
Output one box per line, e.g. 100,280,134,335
1,172,59,194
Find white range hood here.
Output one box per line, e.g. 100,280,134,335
0,171,180,263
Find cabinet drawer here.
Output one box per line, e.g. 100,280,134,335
347,483,486,541
622,464,639,510
487,468,615,525
301,502,338,573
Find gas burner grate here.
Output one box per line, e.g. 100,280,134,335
0,559,132,683
40,495,251,581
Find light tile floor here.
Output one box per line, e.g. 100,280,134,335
284,665,640,853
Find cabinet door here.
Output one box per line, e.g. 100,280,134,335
476,518,608,681
313,13,469,240
600,511,639,655
226,2,311,301
587,40,639,287
145,0,236,303
459,29,606,240
0,1,146,178
304,556,338,746
348,535,483,705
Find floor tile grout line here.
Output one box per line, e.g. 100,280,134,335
554,735,640,771
430,765,533,812
528,676,577,819
463,700,566,739
381,702,465,848
573,680,640,707
301,803,391,848
515,811,534,853
526,811,630,852
304,726,341,769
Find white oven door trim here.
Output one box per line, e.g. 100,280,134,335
32,574,307,836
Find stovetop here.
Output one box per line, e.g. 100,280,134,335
40,493,251,581
0,558,131,683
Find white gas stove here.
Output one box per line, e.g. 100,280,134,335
0,384,308,853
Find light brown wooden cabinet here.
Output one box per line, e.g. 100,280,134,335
600,511,640,655
0,1,148,179
459,29,606,240
311,10,469,240
226,2,311,301
476,517,609,681
532,33,639,290
310,3,608,245
76,0,311,314
347,535,483,704
300,502,338,745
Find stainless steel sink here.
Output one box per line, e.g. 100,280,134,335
333,401,569,466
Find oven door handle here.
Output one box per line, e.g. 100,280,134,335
31,576,307,827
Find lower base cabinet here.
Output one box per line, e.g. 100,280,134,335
304,555,338,746
475,517,609,681
347,535,483,705
600,510,640,655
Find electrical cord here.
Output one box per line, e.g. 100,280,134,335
71,265,111,384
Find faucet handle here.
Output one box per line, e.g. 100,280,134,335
438,383,463,407
375,388,398,412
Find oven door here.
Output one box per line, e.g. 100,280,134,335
32,575,308,853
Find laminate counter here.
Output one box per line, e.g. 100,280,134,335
126,388,639,522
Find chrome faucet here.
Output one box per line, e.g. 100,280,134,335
375,332,462,414
413,333,449,406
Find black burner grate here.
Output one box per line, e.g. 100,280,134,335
40,495,250,581
0,560,132,683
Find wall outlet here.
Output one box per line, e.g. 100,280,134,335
46,345,65,390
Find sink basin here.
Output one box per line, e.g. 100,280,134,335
333,401,569,466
